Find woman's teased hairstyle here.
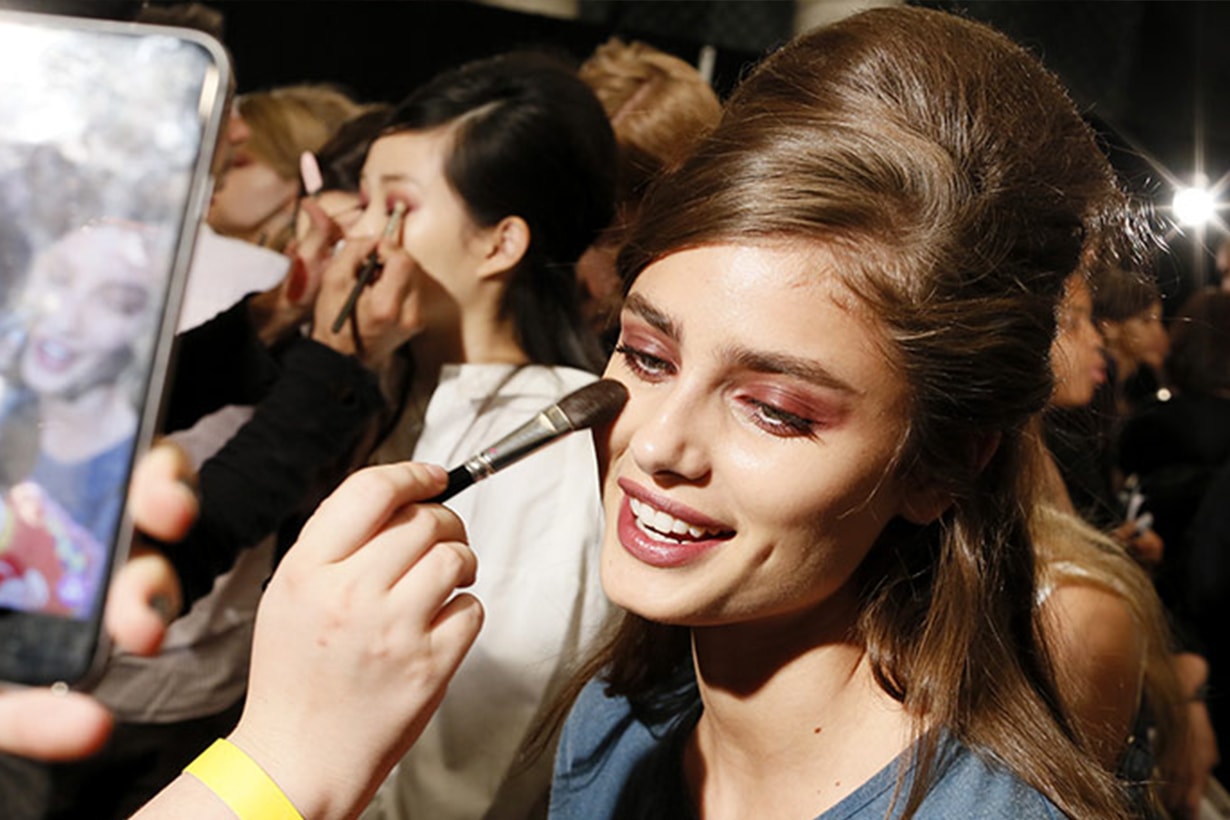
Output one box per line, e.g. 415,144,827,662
382,52,617,372
561,6,1146,818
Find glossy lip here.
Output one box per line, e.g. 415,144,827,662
615,477,733,568
31,337,75,373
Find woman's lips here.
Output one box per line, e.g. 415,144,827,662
616,478,733,568
31,338,75,373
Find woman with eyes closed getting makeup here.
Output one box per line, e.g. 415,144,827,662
329,52,615,820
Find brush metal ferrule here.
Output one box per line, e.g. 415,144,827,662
461,405,574,481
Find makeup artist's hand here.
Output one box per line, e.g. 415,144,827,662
311,235,427,368
0,442,193,761
250,197,345,348
219,462,481,819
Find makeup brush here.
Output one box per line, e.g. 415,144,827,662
426,379,629,503
331,196,408,334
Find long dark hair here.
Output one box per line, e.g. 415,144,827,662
383,52,616,372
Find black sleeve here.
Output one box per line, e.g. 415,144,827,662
162,296,281,434
163,336,383,610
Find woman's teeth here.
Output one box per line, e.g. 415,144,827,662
629,497,724,541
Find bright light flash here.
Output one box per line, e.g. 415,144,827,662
1173,186,1217,227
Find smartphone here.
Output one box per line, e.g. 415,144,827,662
0,10,228,685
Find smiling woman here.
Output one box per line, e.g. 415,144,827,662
541,5,1158,819
0,220,166,612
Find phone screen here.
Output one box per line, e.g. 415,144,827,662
0,11,227,685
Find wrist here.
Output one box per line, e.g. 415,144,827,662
225,722,362,820
184,737,305,820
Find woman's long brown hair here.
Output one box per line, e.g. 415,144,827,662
540,7,1150,818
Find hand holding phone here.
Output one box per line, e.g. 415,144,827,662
0,442,195,760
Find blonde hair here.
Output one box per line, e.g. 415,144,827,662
579,39,721,226
233,84,368,250
1027,413,1184,809
237,84,368,182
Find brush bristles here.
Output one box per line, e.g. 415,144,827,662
557,379,629,429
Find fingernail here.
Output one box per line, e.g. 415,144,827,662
286,256,308,303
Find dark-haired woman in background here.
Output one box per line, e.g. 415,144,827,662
336,53,616,820
255,52,618,820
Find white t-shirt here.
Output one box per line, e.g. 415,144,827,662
176,224,288,332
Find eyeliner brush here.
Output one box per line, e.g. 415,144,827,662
331,198,407,334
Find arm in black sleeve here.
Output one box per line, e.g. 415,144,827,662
162,295,282,434
164,336,384,610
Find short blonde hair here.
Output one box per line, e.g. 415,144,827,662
579,39,720,220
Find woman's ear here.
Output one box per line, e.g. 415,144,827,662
899,431,1000,525
476,216,530,279
900,484,952,526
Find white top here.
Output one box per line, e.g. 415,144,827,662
362,363,611,820
176,224,288,332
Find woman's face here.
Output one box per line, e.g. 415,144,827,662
597,243,922,628
1103,299,1168,372
207,142,298,242
348,129,495,306
1050,275,1106,409
19,225,157,398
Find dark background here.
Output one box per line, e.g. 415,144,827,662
8,0,1230,303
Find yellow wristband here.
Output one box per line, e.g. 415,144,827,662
184,738,304,820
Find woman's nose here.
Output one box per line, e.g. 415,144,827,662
628,384,711,483
37,292,83,332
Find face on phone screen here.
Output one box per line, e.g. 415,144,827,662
0,12,226,684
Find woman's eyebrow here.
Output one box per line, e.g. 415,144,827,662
624,291,859,395
623,292,679,340
725,347,860,395
358,171,414,188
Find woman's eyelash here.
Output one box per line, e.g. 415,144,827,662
745,399,817,438
614,343,672,378
615,342,818,438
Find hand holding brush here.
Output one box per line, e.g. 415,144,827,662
332,197,408,334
